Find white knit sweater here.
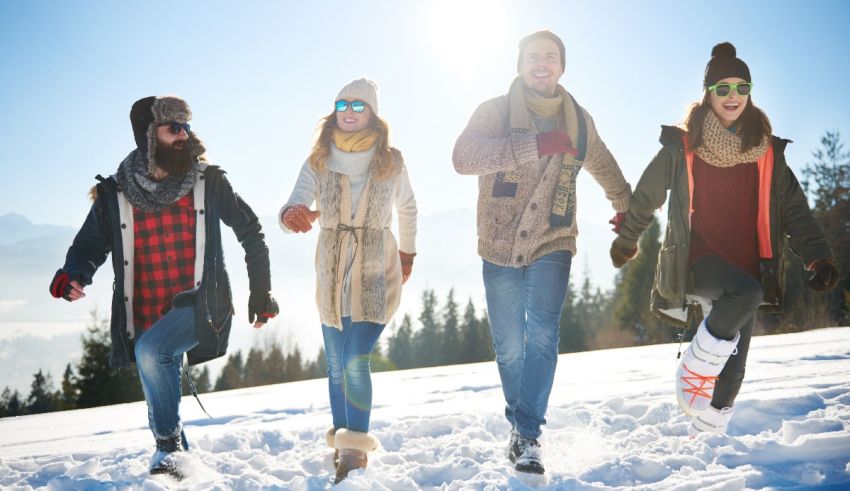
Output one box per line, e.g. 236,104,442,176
280,143,417,317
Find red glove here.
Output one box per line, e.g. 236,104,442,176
610,242,637,268
808,259,839,293
282,205,320,233
609,212,626,234
537,129,579,158
399,251,416,284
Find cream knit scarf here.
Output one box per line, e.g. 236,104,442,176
695,110,770,167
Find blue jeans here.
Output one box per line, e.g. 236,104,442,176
483,250,572,439
134,306,199,440
322,317,385,433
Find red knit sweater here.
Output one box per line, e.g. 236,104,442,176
688,154,760,279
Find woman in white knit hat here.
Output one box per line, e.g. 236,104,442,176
279,77,417,483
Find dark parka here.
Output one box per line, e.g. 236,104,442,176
615,126,833,327
60,165,271,368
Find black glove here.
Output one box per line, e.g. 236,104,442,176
49,269,91,301
248,291,279,324
808,259,839,293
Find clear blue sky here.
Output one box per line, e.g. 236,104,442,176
2,0,849,229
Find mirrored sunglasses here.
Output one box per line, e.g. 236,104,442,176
335,100,367,113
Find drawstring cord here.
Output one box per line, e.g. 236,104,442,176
183,363,213,419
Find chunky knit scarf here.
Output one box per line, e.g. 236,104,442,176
116,149,198,212
333,128,379,153
494,77,585,228
695,110,770,167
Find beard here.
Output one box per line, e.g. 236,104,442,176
155,140,194,175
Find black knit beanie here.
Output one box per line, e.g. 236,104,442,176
704,42,751,88
517,30,565,72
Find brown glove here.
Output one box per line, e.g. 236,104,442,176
610,241,637,269
399,251,416,284
808,259,839,293
282,205,320,233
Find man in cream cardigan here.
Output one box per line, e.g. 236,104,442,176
453,30,631,475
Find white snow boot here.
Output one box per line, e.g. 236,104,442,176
689,405,734,437
676,319,739,416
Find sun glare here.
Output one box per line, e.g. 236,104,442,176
426,0,510,78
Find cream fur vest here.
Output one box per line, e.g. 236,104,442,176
315,152,403,329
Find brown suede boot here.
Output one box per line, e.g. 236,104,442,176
326,428,338,469
334,449,368,483
333,429,378,483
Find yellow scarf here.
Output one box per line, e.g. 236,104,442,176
332,128,379,152
524,86,563,119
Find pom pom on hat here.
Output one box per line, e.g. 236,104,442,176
703,41,751,88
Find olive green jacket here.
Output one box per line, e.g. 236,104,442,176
615,126,833,327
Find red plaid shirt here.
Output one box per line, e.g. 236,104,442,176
133,194,197,330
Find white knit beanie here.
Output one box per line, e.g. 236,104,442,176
336,78,379,115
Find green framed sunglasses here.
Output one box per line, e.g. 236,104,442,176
708,82,753,97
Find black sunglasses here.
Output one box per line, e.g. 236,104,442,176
161,121,191,135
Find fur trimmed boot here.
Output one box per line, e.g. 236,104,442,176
333,429,378,484
326,427,339,469
689,405,734,437
676,319,739,416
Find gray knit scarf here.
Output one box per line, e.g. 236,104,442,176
116,149,198,211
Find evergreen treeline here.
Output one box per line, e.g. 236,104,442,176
2,130,846,417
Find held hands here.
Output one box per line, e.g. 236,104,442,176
248,291,279,328
399,251,416,284
609,212,626,234
808,259,839,293
49,269,88,301
610,241,638,269
282,205,320,233
536,129,579,158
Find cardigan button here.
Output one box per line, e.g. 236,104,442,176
199,174,205,180
530,203,538,210
516,255,524,262
520,231,528,238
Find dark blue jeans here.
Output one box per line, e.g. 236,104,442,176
134,306,199,440
322,317,385,433
483,250,572,439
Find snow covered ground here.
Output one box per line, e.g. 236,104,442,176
2,327,849,490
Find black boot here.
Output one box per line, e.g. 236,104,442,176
508,431,544,474
150,433,185,480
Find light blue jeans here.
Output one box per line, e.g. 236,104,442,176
322,317,385,433
134,306,199,441
483,250,572,439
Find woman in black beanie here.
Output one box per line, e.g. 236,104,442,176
610,42,838,436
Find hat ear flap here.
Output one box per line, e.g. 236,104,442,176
187,130,207,162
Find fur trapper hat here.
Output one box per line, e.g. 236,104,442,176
130,95,206,173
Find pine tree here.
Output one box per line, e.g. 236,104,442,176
306,347,328,379
559,278,586,353
263,343,287,384
214,352,244,391
75,312,144,408
440,289,461,365
413,289,441,367
802,130,850,324
284,347,303,382
194,366,211,394
0,387,25,417
26,369,57,414
611,215,669,344
58,363,78,410
370,337,393,373
387,314,415,369
242,347,266,387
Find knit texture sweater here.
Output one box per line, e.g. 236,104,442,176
453,93,631,266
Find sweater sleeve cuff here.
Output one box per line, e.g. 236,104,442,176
398,230,416,255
